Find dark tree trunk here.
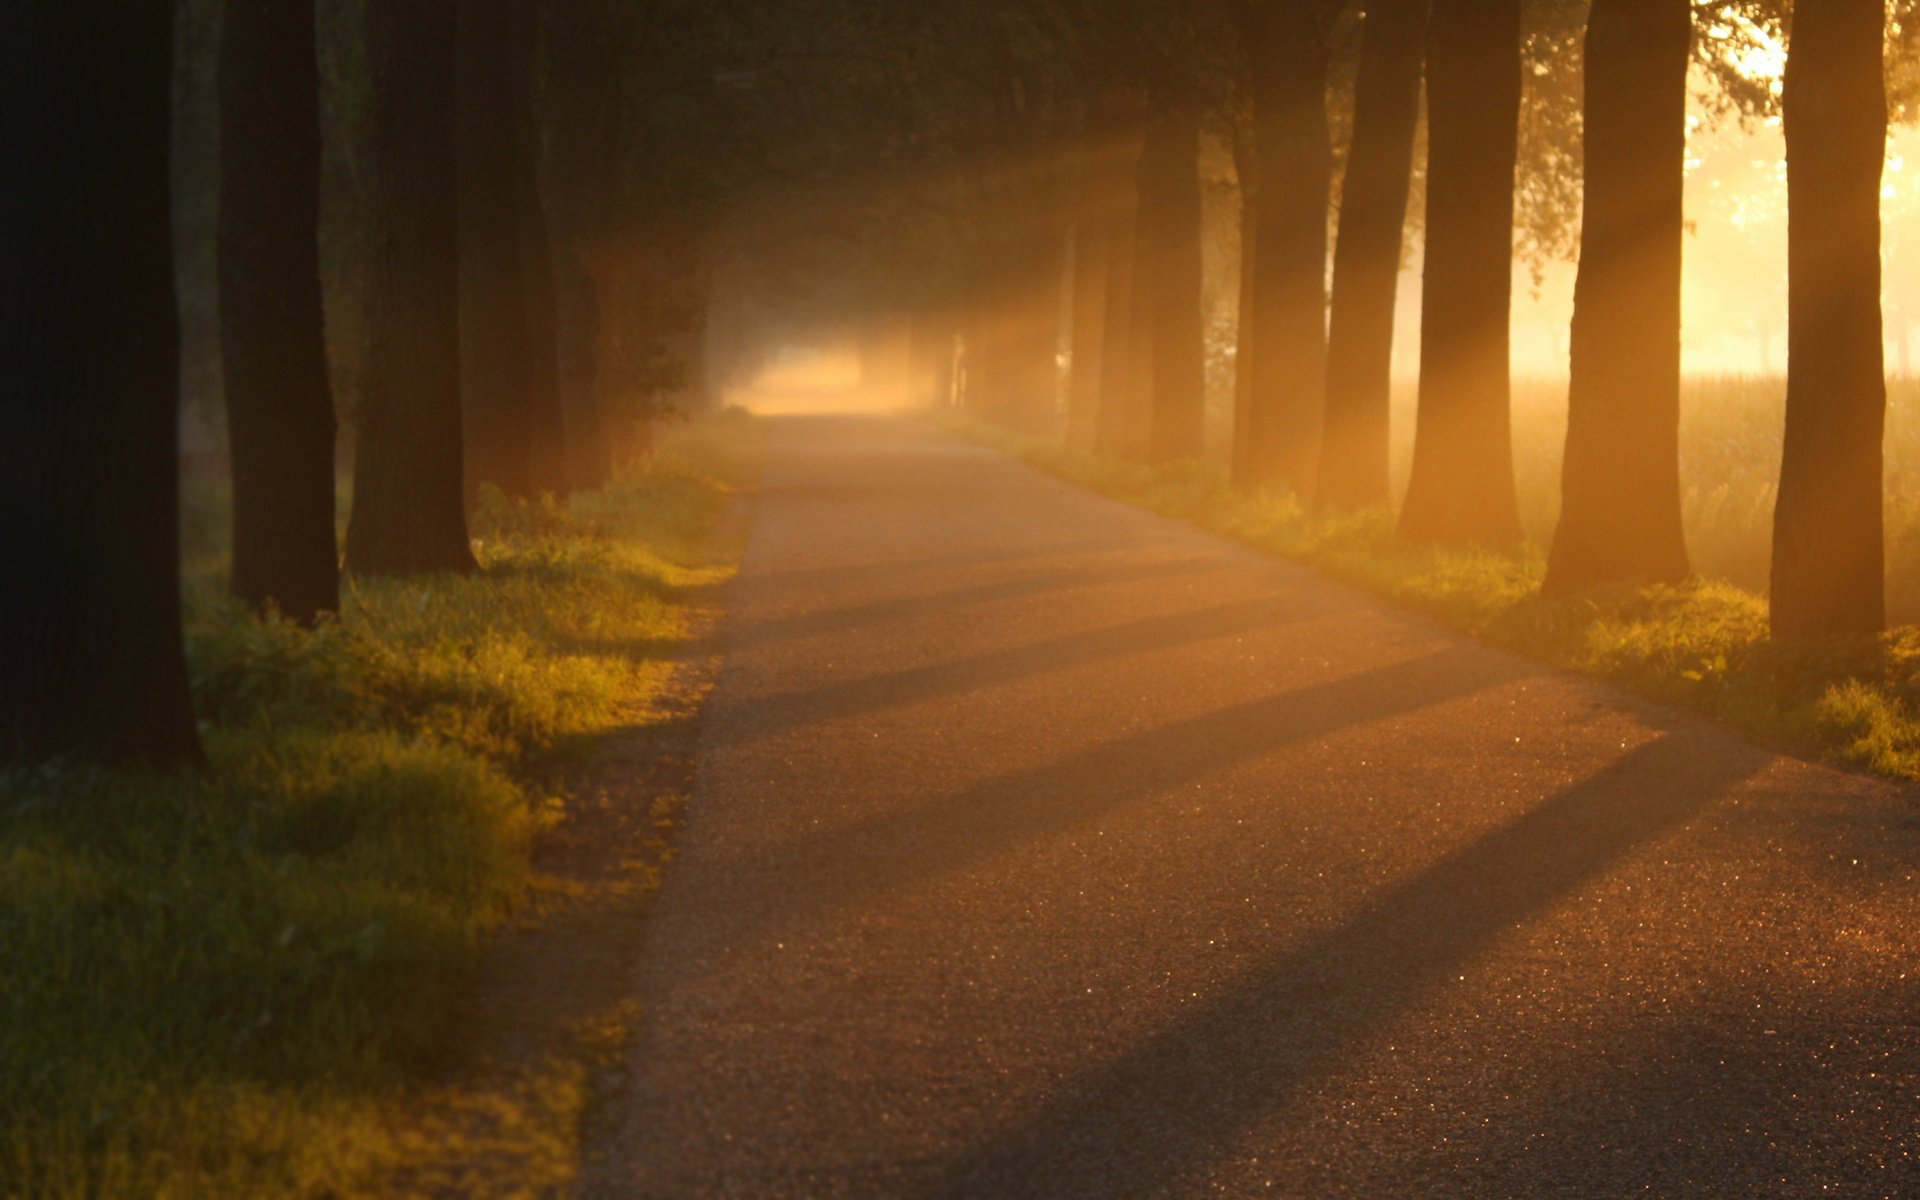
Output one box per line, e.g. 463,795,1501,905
1398,0,1524,546
1544,0,1691,592
510,1,570,498
555,258,613,488
1094,133,1143,457
346,0,475,575
1065,163,1112,450
458,0,538,504
1237,6,1334,493
1140,113,1208,464
1317,0,1429,511
544,1,618,491
1772,0,1888,639
0,7,202,765
218,0,341,625
1229,126,1260,485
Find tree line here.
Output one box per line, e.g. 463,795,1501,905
0,1,1911,771
2,2,698,768
840,0,1903,640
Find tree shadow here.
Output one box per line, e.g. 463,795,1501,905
928,733,1769,1199
713,593,1332,747
728,554,1226,648
1432,977,1920,1197
696,643,1527,964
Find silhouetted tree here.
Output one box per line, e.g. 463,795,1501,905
1096,130,1144,457
1317,0,1429,511
1140,110,1208,463
1235,0,1340,493
346,0,476,575
1545,0,1692,592
1,7,202,765
219,0,341,625
1772,0,1889,638
543,0,620,491
459,0,549,503
512,0,570,496
1399,0,1525,546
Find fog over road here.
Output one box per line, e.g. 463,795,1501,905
584,415,1920,1199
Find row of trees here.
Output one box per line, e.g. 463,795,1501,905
3,2,697,768
1,0,1909,769
875,0,1898,643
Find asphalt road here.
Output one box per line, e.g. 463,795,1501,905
582,414,1920,1199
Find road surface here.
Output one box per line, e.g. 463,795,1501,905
583,415,1920,1198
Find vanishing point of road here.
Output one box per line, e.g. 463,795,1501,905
584,415,1920,1198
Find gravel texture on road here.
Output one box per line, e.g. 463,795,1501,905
582,414,1920,1199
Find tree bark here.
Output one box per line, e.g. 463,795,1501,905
218,0,341,624
0,6,203,765
346,0,476,575
458,0,539,504
1772,0,1888,639
1094,133,1143,457
1237,5,1334,493
1230,126,1260,486
1398,0,1524,546
1317,0,1429,511
544,0,618,491
1140,113,1208,464
511,2,571,498
1544,0,1691,592
1065,168,1112,450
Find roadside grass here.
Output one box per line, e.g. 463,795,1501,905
0,411,762,1198
937,396,1920,786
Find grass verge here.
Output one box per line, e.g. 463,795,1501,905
936,412,1920,786
0,411,762,1198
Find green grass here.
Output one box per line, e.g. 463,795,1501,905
0,411,761,1198
938,398,1920,787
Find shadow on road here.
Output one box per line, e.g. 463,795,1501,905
931,732,1768,1199
716,594,1333,746
704,643,1527,962
727,554,1228,648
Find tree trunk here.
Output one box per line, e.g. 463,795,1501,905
0,7,203,765
218,0,341,625
458,0,538,504
1544,0,1691,592
1398,0,1524,546
1140,113,1208,464
1317,0,1429,511
1237,7,1334,493
1065,175,1111,450
1095,134,1143,457
346,0,475,575
1230,126,1260,485
511,1,571,498
1772,0,1888,639
544,1,618,491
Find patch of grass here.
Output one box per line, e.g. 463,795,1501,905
0,411,762,1198
939,410,1920,786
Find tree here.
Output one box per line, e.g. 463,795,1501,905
1398,0,1525,546
457,0,565,504
346,0,476,575
1772,0,1889,638
1139,110,1208,463
1544,0,1692,592
219,0,341,625
0,7,202,764
543,0,622,491
1317,0,1429,511
1235,0,1339,493
1095,133,1144,457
